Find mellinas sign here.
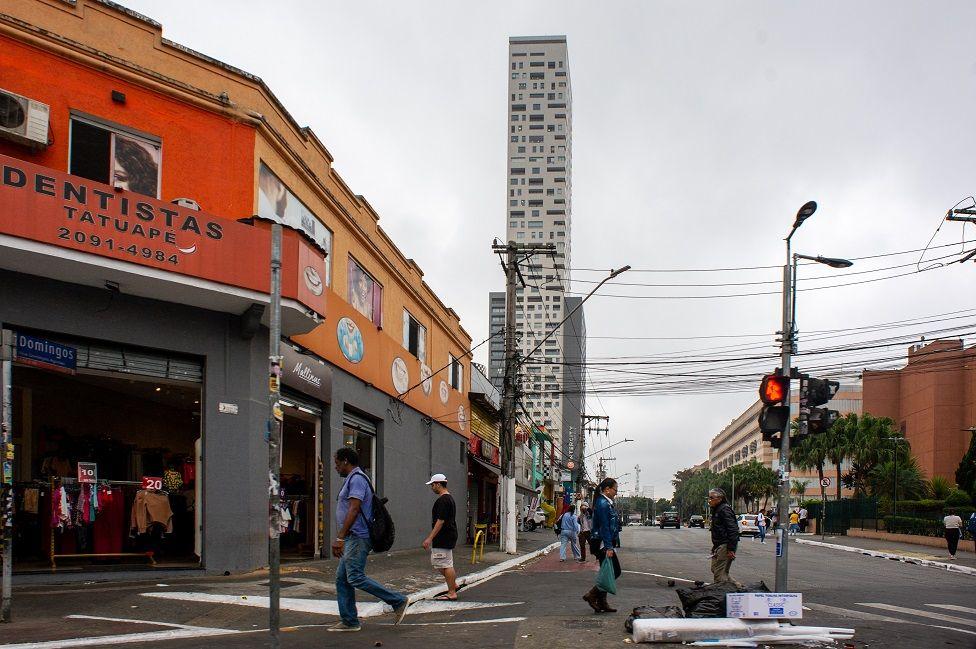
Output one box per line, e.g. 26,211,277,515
281,345,331,403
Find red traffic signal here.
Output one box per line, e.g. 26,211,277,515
759,374,789,406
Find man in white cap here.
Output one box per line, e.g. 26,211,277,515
422,473,458,600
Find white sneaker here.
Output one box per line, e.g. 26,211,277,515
327,622,361,632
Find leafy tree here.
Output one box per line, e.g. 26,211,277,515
868,453,928,503
946,488,972,507
956,429,976,497
836,413,899,495
791,479,811,498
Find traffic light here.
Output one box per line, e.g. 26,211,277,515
758,373,790,448
802,377,840,435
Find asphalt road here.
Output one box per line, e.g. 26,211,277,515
3,527,975,648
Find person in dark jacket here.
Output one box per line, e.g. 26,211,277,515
583,478,621,614
707,488,741,586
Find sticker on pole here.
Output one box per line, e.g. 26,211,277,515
820,477,831,487
775,528,784,557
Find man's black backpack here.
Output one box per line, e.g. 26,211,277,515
352,470,395,553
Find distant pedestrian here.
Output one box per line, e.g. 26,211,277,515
578,503,592,562
558,504,582,561
330,448,409,632
799,506,808,532
968,512,976,553
583,478,621,614
944,509,964,560
789,510,800,535
422,473,458,600
707,488,741,586
756,510,767,544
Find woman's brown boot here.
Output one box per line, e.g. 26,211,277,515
596,590,617,613
582,587,602,613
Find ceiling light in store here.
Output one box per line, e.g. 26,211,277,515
297,406,316,415
155,387,161,392
194,400,199,404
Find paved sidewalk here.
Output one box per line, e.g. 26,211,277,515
796,534,976,572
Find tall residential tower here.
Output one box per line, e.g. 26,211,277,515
491,35,576,480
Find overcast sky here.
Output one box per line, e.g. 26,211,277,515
122,1,976,498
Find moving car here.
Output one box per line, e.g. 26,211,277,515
688,514,705,528
659,511,681,529
523,507,547,531
736,513,759,537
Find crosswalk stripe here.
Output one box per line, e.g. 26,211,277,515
928,604,976,615
856,603,976,627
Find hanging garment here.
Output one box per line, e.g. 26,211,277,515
51,486,72,529
181,461,196,484
130,490,174,534
94,486,124,554
23,488,39,514
290,500,302,533
163,469,184,492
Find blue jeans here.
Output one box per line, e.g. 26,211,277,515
758,525,766,542
336,536,407,626
559,530,581,560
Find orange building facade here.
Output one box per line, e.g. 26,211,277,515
863,340,976,483
0,0,472,574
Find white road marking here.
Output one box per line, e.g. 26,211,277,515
857,603,976,627
0,628,239,649
142,591,518,617
928,604,976,615
622,570,698,583
392,616,527,626
65,615,213,630
806,603,976,637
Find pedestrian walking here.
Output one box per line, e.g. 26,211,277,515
330,448,409,632
578,502,592,562
707,488,741,586
558,504,582,561
943,509,964,560
799,506,808,533
422,473,458,600
968,512,976,553
789,510,800,535
583,478,621,614
756,510,767,544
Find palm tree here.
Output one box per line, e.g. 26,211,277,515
791,479,811,500
928,475,953,500
839,413,899,495
792,432,829,498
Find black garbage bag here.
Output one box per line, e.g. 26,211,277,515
624,605,684,633
676,581,740,618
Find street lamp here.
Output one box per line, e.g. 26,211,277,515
775,201,852,593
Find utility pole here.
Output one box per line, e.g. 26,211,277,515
1,329,13,623
267,223,283,648
634,464,641,496
577,414,609,497
495,240,553,554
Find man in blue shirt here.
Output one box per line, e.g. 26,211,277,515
329,447,408,632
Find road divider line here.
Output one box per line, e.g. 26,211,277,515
928,604,976,615
795,538,976,576
856,603,976,627
64,615,215,631
388,616,527,626
0,628,240,649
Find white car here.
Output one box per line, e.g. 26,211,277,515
736,514,759,537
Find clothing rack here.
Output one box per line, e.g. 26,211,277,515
49,477,155,570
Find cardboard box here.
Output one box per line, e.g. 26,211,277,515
726,593,803,619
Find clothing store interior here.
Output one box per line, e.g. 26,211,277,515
277,396,319,560
11,356,201,572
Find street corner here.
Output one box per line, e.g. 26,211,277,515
523,548,598,573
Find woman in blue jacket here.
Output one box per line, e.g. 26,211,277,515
583,478,621,613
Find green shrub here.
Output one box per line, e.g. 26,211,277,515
883,515,944,537
895,499,945,512
945,489,972,507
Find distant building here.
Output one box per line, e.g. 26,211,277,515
863,340,976,483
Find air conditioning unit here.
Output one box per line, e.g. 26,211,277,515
0,87,50,149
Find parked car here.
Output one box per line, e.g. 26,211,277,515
736,513,759,537
523,507,547,531
688,514,705,528
627,521,642,526
659,511,681,529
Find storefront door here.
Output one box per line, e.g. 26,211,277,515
278,393,322,559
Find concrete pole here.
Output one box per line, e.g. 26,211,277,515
499,242,518,554
775,239,793,592
268,223,283,647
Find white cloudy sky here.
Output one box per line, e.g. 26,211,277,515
121,1,976,498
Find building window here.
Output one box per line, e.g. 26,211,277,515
348,257,382,327
449,354,463,391
402,309,427,363
69,117,161,198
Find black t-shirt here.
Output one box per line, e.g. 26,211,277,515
431,493,458,549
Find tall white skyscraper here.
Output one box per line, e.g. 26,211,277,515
497,35,573,450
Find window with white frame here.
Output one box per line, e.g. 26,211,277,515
402,309,427,363
69,115,161,198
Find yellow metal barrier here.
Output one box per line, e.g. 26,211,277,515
471,524,487,564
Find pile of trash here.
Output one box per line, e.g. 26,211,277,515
626,581,854,646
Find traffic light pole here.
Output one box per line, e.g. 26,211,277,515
775,234,795,593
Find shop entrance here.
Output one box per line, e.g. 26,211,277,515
10,337,202,572
278,393,322,559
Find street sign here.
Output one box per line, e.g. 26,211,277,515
820,477,830,487
566,461,575,470
14,333,76,374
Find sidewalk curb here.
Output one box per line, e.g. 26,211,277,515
796,538,976,576
407,541,559,604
